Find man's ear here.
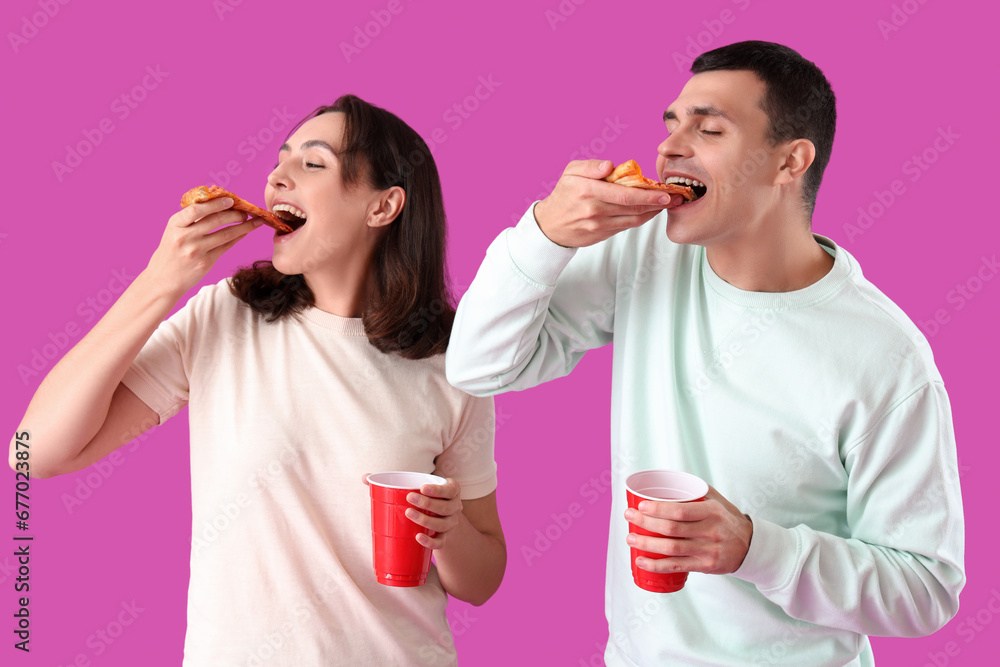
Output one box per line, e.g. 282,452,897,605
367,186,406,228
774,139,816,186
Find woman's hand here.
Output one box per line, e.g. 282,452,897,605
405,478,464,549
145,196,263,297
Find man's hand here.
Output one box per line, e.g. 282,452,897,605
533,159,687,248
624,485,753,575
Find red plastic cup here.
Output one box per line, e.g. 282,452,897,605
626,470,708,593
366,471,445,587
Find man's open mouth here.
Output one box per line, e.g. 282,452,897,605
665,176,708,201
273,204,308,234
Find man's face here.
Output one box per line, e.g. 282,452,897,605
656,69,788,247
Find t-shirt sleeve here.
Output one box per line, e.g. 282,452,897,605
121,284,214,423
433,392,497,500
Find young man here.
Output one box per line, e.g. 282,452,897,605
446,41,964,665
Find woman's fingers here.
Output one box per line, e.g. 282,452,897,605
404,478,464,549
173,196,236,228
205,217,262,254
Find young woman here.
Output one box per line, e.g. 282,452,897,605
10,95,505,665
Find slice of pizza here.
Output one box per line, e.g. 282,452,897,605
180,185,293,234
604,160,699,201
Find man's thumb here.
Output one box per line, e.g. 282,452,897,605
565,159,615,179
591,159,614,178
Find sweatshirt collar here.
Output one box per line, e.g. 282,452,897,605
701,234,853,309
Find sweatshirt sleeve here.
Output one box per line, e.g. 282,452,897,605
446,204,618,396
733,381,966,637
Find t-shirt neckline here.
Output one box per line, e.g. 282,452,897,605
300,307,366,335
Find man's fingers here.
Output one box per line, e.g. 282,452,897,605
635,554,700,574
563,159,616,179
626,511,700,538
628,533,697,558
632,499,708,522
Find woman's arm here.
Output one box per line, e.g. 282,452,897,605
9,198,261,478
407,485,506,606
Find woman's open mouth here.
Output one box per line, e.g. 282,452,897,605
272,204,308,234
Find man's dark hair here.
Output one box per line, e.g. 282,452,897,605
692,40,836,217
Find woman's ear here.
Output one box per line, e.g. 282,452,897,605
368,186,406,228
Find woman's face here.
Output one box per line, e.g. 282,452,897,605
265,112,383,276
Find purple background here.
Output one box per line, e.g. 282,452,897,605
2,1,997,665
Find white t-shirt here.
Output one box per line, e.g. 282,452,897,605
123,280,497,666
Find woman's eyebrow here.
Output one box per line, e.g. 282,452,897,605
277,140,338,153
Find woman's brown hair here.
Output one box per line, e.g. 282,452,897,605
229,95,454,360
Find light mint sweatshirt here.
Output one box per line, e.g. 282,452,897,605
446,207,965,666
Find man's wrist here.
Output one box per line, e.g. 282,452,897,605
531,199,567,248
504,202,577,287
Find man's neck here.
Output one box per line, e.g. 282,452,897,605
705,215,834,293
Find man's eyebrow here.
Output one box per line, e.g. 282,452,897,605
278,140,338,153
663,105,732,123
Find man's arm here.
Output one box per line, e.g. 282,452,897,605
447,160,680,395
628,381,965,637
